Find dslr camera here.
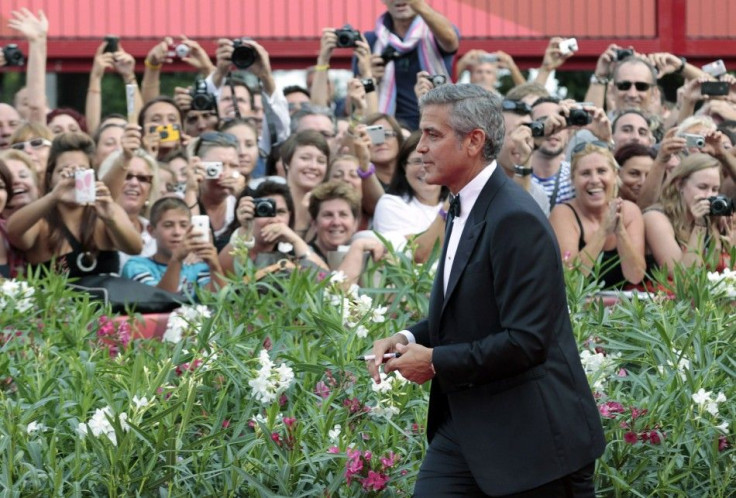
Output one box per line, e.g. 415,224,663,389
380,46,402,63
425,74,447,88
335,24,361,48
190,79,217,112
566,108,592,127
232,39,257,69
523,121,546,138
709,195,735,216
2,44,25,66
253,198,277,217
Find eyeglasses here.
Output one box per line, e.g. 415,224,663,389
501,100,531,114
572,140,612,155
383,130,398,138
11,138,51,150
615,81,652,92
406,158,424,167
125,173,153,184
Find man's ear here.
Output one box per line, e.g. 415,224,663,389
465,129,487,157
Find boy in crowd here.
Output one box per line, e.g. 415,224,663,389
122,197,225,294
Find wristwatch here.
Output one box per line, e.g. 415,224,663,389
674,56,687,75
514,165,533,177
590,73,609,85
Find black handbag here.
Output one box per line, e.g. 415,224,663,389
68,275,191,314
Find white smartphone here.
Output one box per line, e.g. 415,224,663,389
74,169,96,204
702,59,727,78
365,125,385,145
190,215,210,243
125,84,136,123
558,38,578,56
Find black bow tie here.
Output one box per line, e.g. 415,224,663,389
448,194,461,219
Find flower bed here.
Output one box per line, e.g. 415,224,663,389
0,255,733,496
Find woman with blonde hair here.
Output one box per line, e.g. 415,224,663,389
8,121,53,180
549,141,645,288
643,152,733,275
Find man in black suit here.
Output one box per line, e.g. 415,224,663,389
369,84,605,497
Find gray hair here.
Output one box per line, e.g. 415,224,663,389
290,105,336,134
419,84,505,162
613,56,658,85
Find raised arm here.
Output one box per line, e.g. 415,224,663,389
141,37,173,103
410,0,459,53
9,9,48,124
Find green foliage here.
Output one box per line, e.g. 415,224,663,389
0,258,734,496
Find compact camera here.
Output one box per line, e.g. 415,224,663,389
701,81,729,97
203,161,223,179
558,38,578,56
150,124,181,144
190,79,217,112
361,78,376,93
615,48,634,61
380,46,402,63
709,195,735,216
565,108,592,127
523,121,546,138
480,53,499,63
702,59,727,78
424,74,448,88
679,133,705,148
174,43,190,58
335,24,361,48
253,198,277,218
232,39,257,69
2,44,25,66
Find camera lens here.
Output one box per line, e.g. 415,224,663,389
567,109,592,127
175,44,190,58
231,41,256,69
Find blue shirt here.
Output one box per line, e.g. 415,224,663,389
122,257,211,295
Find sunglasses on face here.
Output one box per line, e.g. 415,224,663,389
125,173,153,184
11,138,51,150
615,81,652,92
501,99,532,114
572,140,612,155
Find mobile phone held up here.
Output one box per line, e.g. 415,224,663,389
190,215,210,243
365,125,385,145
103,35,119,53
701,81,729,97
75,169,96,205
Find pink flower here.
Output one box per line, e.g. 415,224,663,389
718,435,729,452
345,448,363,484
315,381,330,399
271,432,282,445
630,407,648,420
599,401,625,419
283,417,297,428
222,419,230,429
617,368,627,377
380,451,398,469
363,450,372,462
648,431,661,445
624,432,638,444
279,394,288,406
327,446,340,454
361,471,389,492
262,337,272,351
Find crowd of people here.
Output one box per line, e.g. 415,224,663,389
1,1,736,298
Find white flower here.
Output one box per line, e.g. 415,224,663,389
716,421,730,433
0,280,35,313
692,388,712,406
355,325,369,339
26,421,46,435
355,294,373,315
78,406,130,446
371,305,387,323
248,350,294,405
706,402,720,417
371,401,399,419
329,271,347,284
715,392,727,404
328,424,341,442
164,305,211,343
370,372,394,394
132,395,151,409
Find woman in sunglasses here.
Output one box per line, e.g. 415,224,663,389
9,122,53,179
0,159,24,278
549,141,646,289
5,132,141,277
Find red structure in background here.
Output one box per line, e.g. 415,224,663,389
0,0,734,73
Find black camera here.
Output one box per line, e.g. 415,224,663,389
523,121,545,138
253,198,277,218
190,79,217,112
361,78,375,93
232,39,257,69
335,24,361,48
616,48,634,61
380,46,402,63
2,44,25,66
709,195,735,216
425,74,447,88
566,108,592,127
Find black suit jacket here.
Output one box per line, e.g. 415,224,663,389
410,167,606,495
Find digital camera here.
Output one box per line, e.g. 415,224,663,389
523,121,545,138
679,133,705,148
253,198,277,217
425,74,448,88
566,108,592,127
335,24,361,48
150,124,181,144
558,38,578,56
702,59,727,78
190,79,217,112
103,35,119,54
361,78,375,93
2,44,25,66
203,161,223,179
232,39,257,69
380,46,402,63
709,195,735,216
616,48,634,61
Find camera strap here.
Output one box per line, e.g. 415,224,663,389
549,167,562,211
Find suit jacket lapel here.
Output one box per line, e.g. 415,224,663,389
441,168,508,313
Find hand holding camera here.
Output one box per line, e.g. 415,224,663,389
145,37,174,68
594,44,629,81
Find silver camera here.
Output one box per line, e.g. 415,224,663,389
679,133,705,148
203,161,223,179
175,43,190,58
558,38,578,56
702,59,727,78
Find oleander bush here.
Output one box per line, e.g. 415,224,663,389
0,252,733,497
